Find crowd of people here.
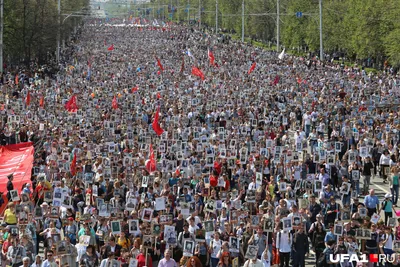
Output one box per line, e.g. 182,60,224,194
0,16,400,267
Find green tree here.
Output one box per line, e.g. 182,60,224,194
3,0,89,65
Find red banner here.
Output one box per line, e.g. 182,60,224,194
0,142,34,198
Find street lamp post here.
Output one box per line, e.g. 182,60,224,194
319,0,324,61
0,0,3,73
241,0,244,42
56,0,61,63
276,0,280,52
215,0,218,33
198,0,201,28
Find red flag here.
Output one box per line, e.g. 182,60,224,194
272,75,280,85
152,106,164,136
65,95,78,112
26,91,31,106
70,153,77,176
180,57,185,73
39,95,44,108
112,96,118,110
214,160,222,176
175,167,181,176
208,49,215,66
248,62,256,75
191,66,205,80
157,92,161,99
156,57,164,71
132,87,138,93
145,144,157,173
15,74,19,85
107,44,114,51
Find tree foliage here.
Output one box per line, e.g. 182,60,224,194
4,0,89,65
5,0,400,67
150,0,400,66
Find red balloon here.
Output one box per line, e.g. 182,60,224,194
157,71,161,75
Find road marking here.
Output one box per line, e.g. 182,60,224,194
372,182,390,194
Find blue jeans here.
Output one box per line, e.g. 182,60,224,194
342,194,351,206
310,140,317,153
352,180,360,195
305,125,311,138
210,257,219,267
392,185,399,205
383,248,394,256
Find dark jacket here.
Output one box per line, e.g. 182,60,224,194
102,244,122,259
292,231,309,253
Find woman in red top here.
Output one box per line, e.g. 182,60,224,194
117,248,130,267
1,235,13,266
136,245,152,267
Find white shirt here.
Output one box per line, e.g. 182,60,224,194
42,260,57,267
303,114,310,125
244,259,264,267
248,182,260,190
276,231,292,253
261,250,272,267
188,224,199,235
380,154,392,166
383,233,393,250
186,216,201,226
75,243,87,263
210,239,222,258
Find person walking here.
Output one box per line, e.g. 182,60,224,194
276,229,292,267
158,249,177,267
379,193,396,226
364,189,380,217
389,166,399,207
361,156,374,195
292,226,308,267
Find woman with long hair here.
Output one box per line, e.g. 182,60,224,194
194,241,208,267
217,251,231,267
312,221,326,265
80,245,99,267
130,238,141,259
209,232,223,267
185,256,202,267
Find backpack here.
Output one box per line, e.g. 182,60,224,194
316,251,328,267
382,200,388,211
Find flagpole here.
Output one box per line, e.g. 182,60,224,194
57,0,61,63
